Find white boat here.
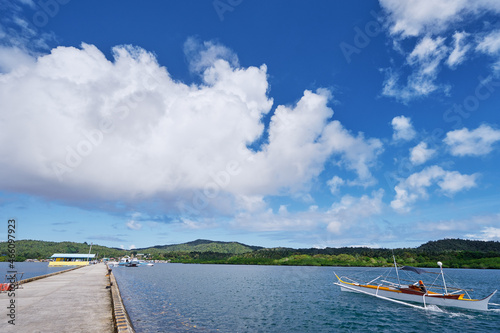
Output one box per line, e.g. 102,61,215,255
334,260,498,311
139,260,154,266
125,258,140,267
117,257,128,266
117,256,137,267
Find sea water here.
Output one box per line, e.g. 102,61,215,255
0,262,70,282
112,264,500,332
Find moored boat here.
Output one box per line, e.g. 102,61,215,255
116,256,153,267
334,260,498,311
106,261,119,267
126,258,140,267
139,260,154,266
118,257,140,267
118,256,132,266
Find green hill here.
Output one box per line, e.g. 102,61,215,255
2,238,500,268
417,238,500,253
137,239,263,254
0,239,263,261
0,239,127,262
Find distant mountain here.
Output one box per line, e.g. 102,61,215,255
417,238,500,253
136,239,264,254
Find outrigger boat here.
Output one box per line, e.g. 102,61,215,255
334,260,498,311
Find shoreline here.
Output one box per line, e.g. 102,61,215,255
166,260,500,269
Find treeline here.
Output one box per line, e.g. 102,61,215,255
164,247,500,269
417,239,500,253
158,239,500,269
1,238,500,269
0,240,126,262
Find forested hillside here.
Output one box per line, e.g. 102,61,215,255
0,239,262,261
0,240,126,262
417,239,500,253
139,239,263,254
156,239,500,268
1,238,499,268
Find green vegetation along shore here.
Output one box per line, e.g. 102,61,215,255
1,238,500,269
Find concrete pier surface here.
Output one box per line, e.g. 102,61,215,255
0,263,114,333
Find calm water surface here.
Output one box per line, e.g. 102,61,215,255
113,264,500,332
0,262,70,281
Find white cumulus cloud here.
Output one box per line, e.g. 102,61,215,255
233,190,384,237
467,227,500,240
476,30,500,55
126,219,142,231
446,31,471,68
391,165,478,213
444,124,500,156
380,0,500,38
379,0,500,101
327,176,345,195
326,189,384,234
410,142,436,165
413,214,500,240
0,40,383,220
382,36,449,101
391,115,416,141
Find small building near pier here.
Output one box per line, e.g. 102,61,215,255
49,253,96,266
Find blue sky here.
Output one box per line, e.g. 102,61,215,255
1,0,500,250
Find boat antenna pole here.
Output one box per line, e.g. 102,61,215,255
393,251,401,287
437,261,448,295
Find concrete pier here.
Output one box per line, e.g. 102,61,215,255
0,263,118,333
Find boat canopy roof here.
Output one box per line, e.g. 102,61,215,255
400,266,437,275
